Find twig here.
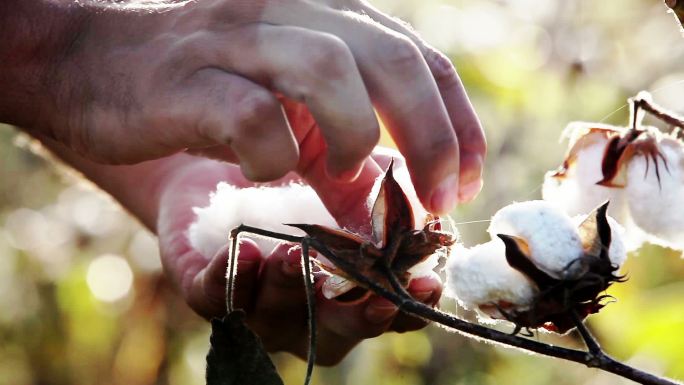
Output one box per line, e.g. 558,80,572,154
229,226,683,385
301,239,316,385
630,93,684,132
571,310,602,356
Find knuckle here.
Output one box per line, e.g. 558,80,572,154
232,89,279,134
302,34,354,83
330,126,378,163
425,47,459,86
377,34,423,71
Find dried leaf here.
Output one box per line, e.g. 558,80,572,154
206,311,284,385
577,202,611,260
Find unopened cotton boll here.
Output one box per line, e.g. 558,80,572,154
625,138,684,250
488,200,583,277
445,241,535,319
188,182,337,259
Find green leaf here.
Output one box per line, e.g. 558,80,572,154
206,310,284,385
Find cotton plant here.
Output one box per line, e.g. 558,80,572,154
543,92,684,251
197,142,680,385
445,200,626,334
188,158,454,302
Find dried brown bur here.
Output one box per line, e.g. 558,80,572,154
495,202,625,335
550,92,684,189
289,160,456,303
551,125,669,188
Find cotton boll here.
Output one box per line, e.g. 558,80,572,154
626,139,684,250
488,200,583,277
542,132,627,222
188,182,337,259
444,241,535,318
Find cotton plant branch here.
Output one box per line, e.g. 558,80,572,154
630,92,684,133
228,225,682,385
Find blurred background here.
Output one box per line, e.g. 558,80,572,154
1,0,684,384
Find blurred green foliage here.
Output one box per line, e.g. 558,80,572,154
1,1,684,384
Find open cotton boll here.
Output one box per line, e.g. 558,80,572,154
488,200,583,277
542,133,627,222
444,241,535,319
626,139,684,250
188,182,337,259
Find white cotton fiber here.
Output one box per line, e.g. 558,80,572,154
445,240,535,317
188,182,337,259
488,201,583,277
625,139,684,250
542,131,626,222
189,169,446,297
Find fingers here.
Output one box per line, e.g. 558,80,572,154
248,243,309,351
347,1,487,202
390,272,443,333
265,6,461,215
195,25,380,181
186,239,263,319
284,107,383,231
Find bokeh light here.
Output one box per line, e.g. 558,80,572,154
86,254,134,302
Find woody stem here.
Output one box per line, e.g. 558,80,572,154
631,94,684,132
226,226,682,385
570,310,602,356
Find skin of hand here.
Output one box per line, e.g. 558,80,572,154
159,153,443,365
1,0,486,215
36,132,443,365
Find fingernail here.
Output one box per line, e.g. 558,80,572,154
458,178,483,203
365,298,398,324
430,174,459,215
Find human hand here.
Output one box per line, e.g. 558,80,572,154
157,152,443,364
4,0,485,214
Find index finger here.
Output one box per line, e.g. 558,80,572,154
266,4,462,215
353,2,487,203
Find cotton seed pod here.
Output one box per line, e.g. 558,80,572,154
543,121,684,251
188,157,453,303
293,160,456,303
445,201,626,334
